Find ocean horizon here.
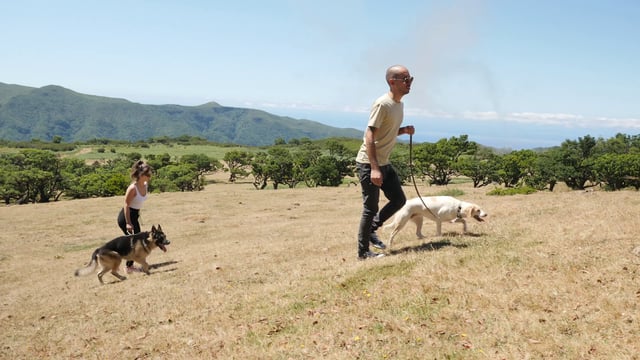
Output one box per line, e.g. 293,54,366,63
270,108,636,150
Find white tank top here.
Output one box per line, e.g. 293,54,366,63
129,182,148,210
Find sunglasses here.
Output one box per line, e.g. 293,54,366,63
393,76,414,84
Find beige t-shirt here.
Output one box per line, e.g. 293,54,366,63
355,92,404,166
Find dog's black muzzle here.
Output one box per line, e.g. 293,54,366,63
156,237,170,252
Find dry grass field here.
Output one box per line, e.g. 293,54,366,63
1,176,639,359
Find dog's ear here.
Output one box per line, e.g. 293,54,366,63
466,206,477,217
157,224,162,231
151,225,157,232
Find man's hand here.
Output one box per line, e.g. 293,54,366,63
370,168,383,186
403,125,415,135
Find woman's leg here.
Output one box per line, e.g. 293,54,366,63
117,208,128,235
126,209,141,268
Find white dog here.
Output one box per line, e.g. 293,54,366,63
384,196,488,249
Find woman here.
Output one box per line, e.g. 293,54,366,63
117,160,153,273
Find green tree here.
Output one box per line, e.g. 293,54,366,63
293,148,321,187
71,168,128,198
301,140,355,187
181,153,220,175
146,152,172,171
596,133,640,155
593,153,640,190
156,164,203,191
458,151,501,188
250,152,270,190
0,150,65,203
390,150,411,185
496,149,537,187
325,139,350,157
528,149,562,191
122,152,143,164
60,158,120,199
557,136,598,190
0,162,21,204
265,147,294,189
306,155,343,186
413,135,477,185
223,150,252,182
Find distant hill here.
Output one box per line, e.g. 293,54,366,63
0,82,362,146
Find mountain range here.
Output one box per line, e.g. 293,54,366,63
0,82,362,146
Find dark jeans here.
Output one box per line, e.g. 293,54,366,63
117,207,140,267
357,162,406,255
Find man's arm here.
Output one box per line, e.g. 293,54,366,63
365,126,383,186
398,125,415,136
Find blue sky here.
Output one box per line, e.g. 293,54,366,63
1,0,638,149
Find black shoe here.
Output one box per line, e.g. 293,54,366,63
358,251,385,260
370,232,386,250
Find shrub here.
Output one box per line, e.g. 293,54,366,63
486,186,537,196
437,188,465,197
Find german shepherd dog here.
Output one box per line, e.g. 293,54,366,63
75,225,170,284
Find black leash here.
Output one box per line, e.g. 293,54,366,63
408,134,438,218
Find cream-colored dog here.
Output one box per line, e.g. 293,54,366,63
384,196,487,249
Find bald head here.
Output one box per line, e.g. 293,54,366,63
386,65,409,83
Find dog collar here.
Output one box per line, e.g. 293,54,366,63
141,237,151,253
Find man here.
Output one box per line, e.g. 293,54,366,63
356,65,415,260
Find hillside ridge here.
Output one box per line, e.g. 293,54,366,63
0,82,361,146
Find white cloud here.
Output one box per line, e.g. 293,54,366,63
505,112,585,126
504,112,640,129
460,111,501,120
592,117,640,129
433,110,640,129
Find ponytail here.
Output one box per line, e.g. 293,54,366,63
130,160,152,180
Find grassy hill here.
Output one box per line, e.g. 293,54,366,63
0,82,362,146
1,178,639,358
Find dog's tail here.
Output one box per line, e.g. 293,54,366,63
383,211,404,231
74,249,99,277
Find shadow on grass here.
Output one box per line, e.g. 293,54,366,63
389,240,465,255
388,231,487,256
102,261,179,285
149,260,179,270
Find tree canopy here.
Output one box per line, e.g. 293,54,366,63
2,132,640,205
